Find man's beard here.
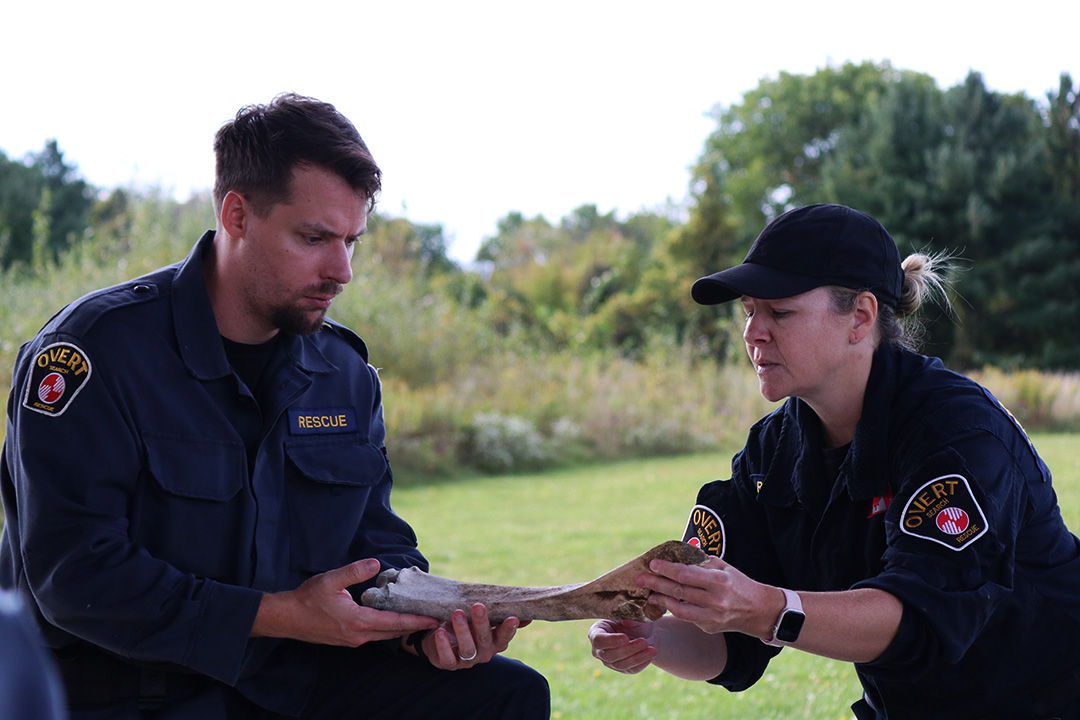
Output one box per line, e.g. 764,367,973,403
270,305,328,336
268,282,343,336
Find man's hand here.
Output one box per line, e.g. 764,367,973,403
418,603,527,671
252,559,439,646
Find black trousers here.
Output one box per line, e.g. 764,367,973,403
68,644,550,720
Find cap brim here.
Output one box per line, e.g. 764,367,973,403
691,263,828,305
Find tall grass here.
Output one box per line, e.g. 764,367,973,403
1,193,1078,478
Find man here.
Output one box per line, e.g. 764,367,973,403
0,93,549,719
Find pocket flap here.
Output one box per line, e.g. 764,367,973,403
143,433,244,500
285,440,388,487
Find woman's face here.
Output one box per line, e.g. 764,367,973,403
741,288,859,405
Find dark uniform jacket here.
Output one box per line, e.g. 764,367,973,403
0,231,425,715
682,343,1080,719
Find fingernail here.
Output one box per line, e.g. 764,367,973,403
365,559,380,574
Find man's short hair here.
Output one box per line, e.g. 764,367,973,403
213,93,382,215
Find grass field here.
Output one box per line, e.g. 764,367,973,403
390,434,1080,719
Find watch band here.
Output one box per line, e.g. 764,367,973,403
762,587,805,647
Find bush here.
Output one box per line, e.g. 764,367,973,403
969,367,1080,432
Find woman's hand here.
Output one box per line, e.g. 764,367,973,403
638,556,778,639
588,619,656,674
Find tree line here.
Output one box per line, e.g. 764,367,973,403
3,61,1078,371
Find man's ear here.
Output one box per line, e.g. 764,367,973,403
850,292,879,344
219,190,250,239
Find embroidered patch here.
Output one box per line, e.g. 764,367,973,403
682,504,725,558
289,408,357,434
900,474,988,551
22,342,93,417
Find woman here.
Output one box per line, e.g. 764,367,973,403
588,204,1080,719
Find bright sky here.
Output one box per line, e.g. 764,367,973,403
2,0,1075,262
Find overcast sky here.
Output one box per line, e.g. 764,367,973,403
3,0,1076,262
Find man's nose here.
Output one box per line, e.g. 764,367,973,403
325,241,354,284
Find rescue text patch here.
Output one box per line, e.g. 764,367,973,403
22,342,92,417
900,474,988,551
289,407,358,435
682,504,725,558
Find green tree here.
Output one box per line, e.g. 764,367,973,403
0,150,41,268
363,214,458,278
827,72,1065,367
0,140,94,269
1045,73,1080,203
472,205,677,353
685,64,1080,369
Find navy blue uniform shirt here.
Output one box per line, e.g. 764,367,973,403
682,343,1080,719
0,231,426,715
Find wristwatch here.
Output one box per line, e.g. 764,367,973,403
762,587,805,647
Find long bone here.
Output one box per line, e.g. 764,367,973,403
359,540,708,623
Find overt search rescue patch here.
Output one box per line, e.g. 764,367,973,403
22,342,92,417
682,504,725,558
900,474,988,551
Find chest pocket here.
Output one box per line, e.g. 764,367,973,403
143,433,244,500
285,438,388,488
137,433,247,580
284,439,389,573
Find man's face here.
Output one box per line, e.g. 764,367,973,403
234,164,368,339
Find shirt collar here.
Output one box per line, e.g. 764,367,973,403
171,230,337,380
758,343,901,507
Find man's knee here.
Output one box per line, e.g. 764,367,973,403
457,657,550,719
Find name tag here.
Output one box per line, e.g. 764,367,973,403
289,407,358,434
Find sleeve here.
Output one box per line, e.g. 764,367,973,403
348,364,427,581
679,445,784,691
7,331,262,685
853,432,1029,680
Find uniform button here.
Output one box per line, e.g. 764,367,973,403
133,284,152,294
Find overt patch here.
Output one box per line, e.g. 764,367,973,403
22,342,93,417
900,474,988,551
682,504,725,558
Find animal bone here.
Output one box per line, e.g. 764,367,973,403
359,540,708,623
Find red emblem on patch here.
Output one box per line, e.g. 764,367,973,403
936,507,970,535
38,373,66,403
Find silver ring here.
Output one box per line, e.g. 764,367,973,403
458,648,478,662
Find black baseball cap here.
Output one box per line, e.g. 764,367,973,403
691,204,903,307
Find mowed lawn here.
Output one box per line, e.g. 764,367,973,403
391,434,1080,720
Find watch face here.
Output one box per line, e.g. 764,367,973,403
776,610,806,643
